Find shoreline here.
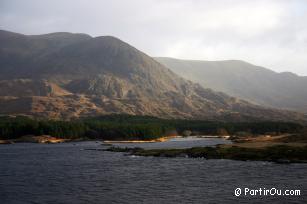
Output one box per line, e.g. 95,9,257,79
0,136,73,144
2,134,307,163
105,144,307,164
103,136,173,143
2,135,229,144
103,134,307,163
103,135,231,144
0,135,178,145
0,134,300,145
103,136,183,143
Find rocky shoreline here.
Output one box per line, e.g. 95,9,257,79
0,135,70,144
105,144,307,164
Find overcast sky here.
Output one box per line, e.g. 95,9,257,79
1,0,307,76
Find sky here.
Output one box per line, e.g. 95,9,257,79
1,0,307,76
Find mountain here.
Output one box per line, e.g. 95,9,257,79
0,30,305,122
156,57,307,113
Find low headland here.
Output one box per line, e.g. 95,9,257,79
104,132,307,164
105,134,307,163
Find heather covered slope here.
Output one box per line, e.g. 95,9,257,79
0,30,305,122
156,57,307,113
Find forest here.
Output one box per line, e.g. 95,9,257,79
0,115,304,140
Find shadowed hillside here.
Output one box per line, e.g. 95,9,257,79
0,30,305,122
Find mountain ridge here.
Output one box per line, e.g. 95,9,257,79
156,57,307,113
0,30,306,122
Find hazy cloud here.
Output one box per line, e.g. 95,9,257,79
1,0,306,75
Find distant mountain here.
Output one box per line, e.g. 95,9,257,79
156,57,307,113
0,30,305,122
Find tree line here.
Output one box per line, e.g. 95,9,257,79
0,115,304,140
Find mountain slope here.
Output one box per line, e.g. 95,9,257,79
0,30,305,122
156,57,307,113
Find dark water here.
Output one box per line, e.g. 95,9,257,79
0,140,306,204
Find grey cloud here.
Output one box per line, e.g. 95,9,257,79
0,0,306,75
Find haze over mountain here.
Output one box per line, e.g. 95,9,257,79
156,57,307,113
0,30,305,122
